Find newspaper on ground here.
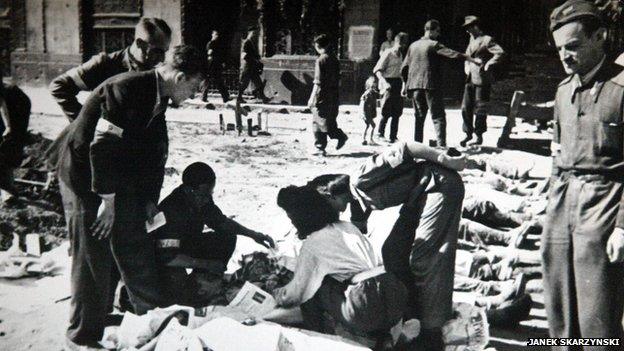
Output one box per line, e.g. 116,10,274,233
228,281,277,318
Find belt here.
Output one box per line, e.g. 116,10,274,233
350,266,386,285
559,168,623,182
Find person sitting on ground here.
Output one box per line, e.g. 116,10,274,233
0,81,31,204
359,76,378,145
153,162,275,306
274,185,407,348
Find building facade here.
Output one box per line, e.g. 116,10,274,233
3,0,622,104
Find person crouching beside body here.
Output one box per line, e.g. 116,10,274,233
152,162,275,306
273,185,407,348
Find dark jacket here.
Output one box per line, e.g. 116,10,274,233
54,70,168,204
464,34,504,86
401,37,463,91
49,47,143,121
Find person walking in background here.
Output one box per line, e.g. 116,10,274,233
460,15,505,147
359,76,378,145
374,32,408,143
401,20,479,147
379,28,394,56
202,30,231,103
543,0,624,345
238,25,270,103
308,34,348,156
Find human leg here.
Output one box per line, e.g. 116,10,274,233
473,85,490,141
110,190,165,315
379,87,393,139
60,181,114,345
409,165,464,330
427,89,447,147
460,84,475,146
412,90,428,143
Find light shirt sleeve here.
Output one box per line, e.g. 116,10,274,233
274,244,329,307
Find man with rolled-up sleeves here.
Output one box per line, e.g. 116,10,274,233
53,46,204,350
460,16,505,147
543,0,624,346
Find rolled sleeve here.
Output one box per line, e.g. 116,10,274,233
373,51,389,75
435,42,463,60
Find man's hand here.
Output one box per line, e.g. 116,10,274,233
606,227,624,263
307,97,315,109
401,84,408,97
91,197,115,240
145,201,159,224
471,57,483,66
252,232,275,249
1,127,10,138
437,153,467,171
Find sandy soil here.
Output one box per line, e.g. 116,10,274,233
0,94,551,350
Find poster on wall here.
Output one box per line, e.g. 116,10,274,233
348,25,375,61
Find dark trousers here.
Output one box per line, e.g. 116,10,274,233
378,78,404,142
238,67,266,100
312,106,347,150
60,181,164,344
461,83,490,136
202,66,229,102
542,173,624,349
411,89,447,146
381,164,464,330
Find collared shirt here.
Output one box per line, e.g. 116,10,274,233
374,47,403,79
552,62,624,226
274,221,380,307
380,40,393,55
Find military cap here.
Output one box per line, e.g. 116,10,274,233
550,0,602,31
462,15,479,27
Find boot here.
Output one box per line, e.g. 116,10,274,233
486,294,533,328
460,134,472,147
468,134,483,146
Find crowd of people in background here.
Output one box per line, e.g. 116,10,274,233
1,0,623,350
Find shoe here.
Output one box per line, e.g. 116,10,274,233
236,97,247,104
468,135,483,146
362,140,368,145
459,134,472,147
486,294,533,328
310,148,327,156
336,135,348,150
507,221,533,249
222,96,231,104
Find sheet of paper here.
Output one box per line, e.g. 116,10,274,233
228,281,276,318
146,212,167,233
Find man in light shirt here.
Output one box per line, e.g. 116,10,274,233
374,32,408,143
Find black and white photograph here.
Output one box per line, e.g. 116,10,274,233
0,0,623,350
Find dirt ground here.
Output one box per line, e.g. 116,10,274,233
0,93,550,350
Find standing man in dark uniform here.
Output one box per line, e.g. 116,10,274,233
55,46,204,350
308,34,348,156
401,20,478,147
0,82,31,203
460,16,504,147
544,1,624,346
201,30,230,103
374,32,408,144
238,25,270,103
49,17,172,122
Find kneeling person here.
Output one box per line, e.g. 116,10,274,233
153,162,274,306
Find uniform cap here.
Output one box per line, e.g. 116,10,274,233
550,0,602,31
